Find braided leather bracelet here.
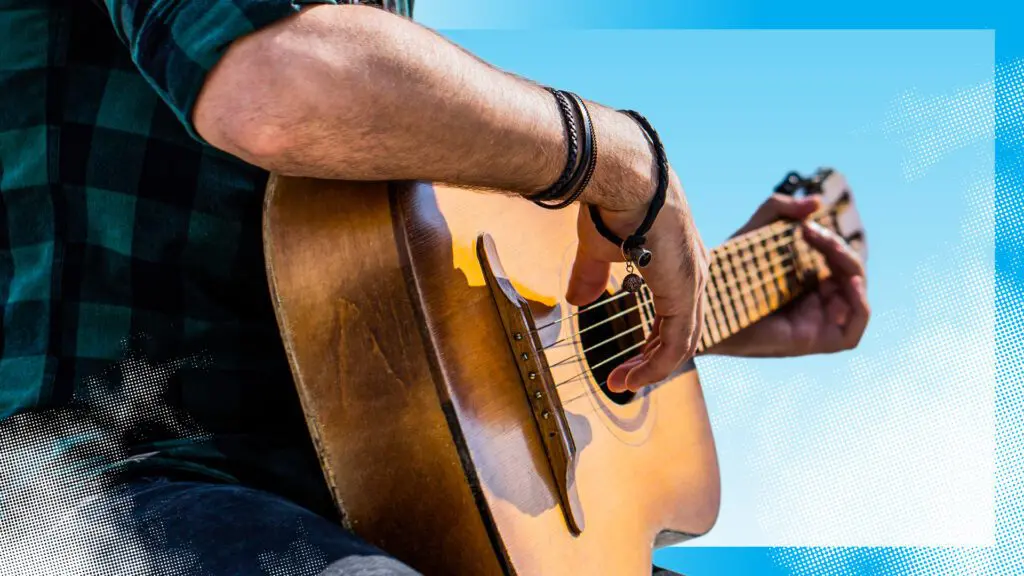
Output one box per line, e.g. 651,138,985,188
529,89,598,210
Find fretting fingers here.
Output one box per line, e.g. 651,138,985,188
802,221,866,280
734,194,821,236
840,275,870,348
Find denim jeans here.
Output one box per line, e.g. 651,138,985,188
121,477,420,576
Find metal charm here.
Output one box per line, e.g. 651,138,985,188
622,261,644,293
625,246,653,268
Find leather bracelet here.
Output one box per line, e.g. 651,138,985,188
529,89,580,203
545,92,599,210
587,110,668,288
529,89,597,209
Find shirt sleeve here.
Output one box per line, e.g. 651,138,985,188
101,0,339,143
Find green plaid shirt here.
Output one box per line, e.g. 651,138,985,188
0,0,411,511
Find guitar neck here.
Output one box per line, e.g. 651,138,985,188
700,219,818,352
638,208,841,352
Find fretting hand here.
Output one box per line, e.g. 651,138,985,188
706,194,871,358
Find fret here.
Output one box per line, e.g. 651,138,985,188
764,230,790,305
722,246,751,330
702,292,724,349
742,234,770,323
751,229,779,312
744,237,768,323
700,297,715,351
713,253,742,337
704,266,730,343
760,231,783,311
730,238,760,327
777,229,795,300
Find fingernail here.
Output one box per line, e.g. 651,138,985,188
806,221,829,237
807,220,825,232
565,288,579,304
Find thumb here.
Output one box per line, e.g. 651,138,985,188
736,194,822,236
771,194,822,220
566,245,611,306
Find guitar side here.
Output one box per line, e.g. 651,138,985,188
263,177,721,575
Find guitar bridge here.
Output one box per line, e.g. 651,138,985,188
476,233,585,536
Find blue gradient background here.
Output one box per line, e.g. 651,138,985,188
412,1,1021,574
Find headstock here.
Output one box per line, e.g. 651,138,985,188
775,168,868,264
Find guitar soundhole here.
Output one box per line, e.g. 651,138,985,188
577,290,648,405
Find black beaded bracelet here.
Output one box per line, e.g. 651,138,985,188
529,89,598,210
588,110,669,287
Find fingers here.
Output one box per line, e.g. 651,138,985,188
802,221,866,280
623,314,698,391
818,278,839,299
826,293,851,327
607,356,642,393
735,194,822,236
566,244,612,306
840,275,870,348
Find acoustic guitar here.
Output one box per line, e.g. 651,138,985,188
261,168,866,575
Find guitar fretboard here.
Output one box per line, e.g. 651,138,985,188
636,211,839,351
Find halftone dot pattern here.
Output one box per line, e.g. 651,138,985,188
756,58,1023,575
996,60,1024,151
770,547,916,575
258,522,330,576
751,222,993,545
0,337,332,575
881,72,995,181
0,339,213,575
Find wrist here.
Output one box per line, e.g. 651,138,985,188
580,104,659,212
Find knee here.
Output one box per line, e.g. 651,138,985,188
319,554,421,576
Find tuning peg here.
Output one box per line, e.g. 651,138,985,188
774,171,805,196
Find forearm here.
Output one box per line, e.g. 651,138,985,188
194,4,653,208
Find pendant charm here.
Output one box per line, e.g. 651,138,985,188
621,247,647,293
622,273,644,292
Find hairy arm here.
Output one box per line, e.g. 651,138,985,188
103,0,708,389
193,4,653,209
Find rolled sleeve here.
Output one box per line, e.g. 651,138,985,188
102,0,338,142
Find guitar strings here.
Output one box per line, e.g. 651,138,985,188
546,323,646,368
546,244,804,353
542,258,800,376
537,229,803,352
538,209,841,412
556,262,806,412
532,291,631,332
529,216,810,337
550,261,798,391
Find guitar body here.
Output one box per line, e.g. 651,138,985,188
263,178,721,575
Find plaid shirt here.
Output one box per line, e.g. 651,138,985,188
0,0,411,510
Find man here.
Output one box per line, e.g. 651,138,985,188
0,1,869,574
